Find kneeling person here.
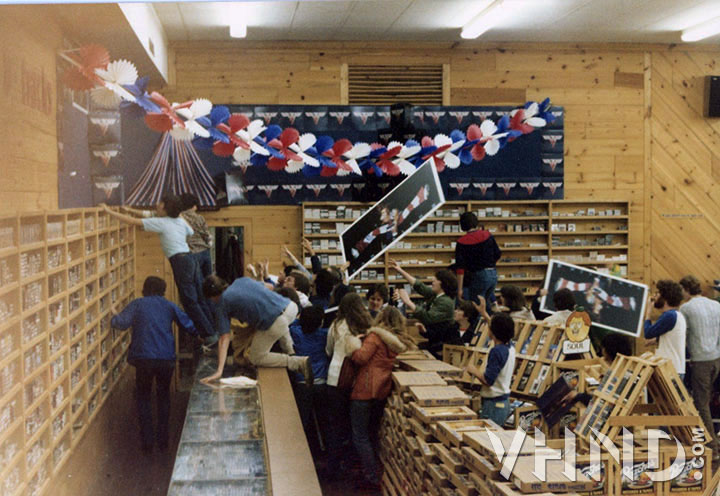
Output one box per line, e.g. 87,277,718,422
201,275,312,383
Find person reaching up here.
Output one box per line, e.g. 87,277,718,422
101,197,217,344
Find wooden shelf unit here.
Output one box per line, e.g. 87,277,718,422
301,200,630,297
0,208,135,496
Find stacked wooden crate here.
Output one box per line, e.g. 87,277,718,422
444,320,596,401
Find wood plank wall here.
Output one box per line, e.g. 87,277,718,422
0,7,63,212
158,40,720,291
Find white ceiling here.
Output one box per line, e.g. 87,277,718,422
151,0,720,43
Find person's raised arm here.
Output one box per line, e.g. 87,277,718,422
388,259,416,285
101,204,144,226
121,205,151,218
473,296,491,322
303,238,324,274
283,245,312,278
397,288,416,312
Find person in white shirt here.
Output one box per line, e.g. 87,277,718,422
543,288,576,327
679,275,720,460
284,271,312,308
324,293,373,477
644,280,687,377
465,312,517,426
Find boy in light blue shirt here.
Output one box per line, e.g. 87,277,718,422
102,195,216,342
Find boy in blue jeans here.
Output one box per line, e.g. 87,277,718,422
110,276,197,453
102,196,217,344
465,312,516,426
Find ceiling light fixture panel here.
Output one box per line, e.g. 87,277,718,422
681,16,720,42
461,0,509,39
230,22,247,38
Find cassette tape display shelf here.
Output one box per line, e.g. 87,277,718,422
0,208,136,496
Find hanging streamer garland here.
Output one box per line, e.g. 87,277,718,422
62,45,556,178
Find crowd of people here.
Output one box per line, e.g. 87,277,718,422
102,200,720,483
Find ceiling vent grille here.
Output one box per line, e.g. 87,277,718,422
348,65,444,105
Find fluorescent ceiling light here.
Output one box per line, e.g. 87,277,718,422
229,22,247,38
681,16,720,42
461,0,506,39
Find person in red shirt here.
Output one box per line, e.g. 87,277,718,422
455,212,502,310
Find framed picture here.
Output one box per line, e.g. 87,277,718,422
539,260,648,337
340,158,445,280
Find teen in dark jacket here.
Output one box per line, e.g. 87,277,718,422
110,276,197,453
455,212,501,309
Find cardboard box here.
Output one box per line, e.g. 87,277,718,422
664,446,711,495
434,419,503,448
434,443,465,473
510,457,597,493
492,482,583,496
462,446,501,480
410,403,477,425
399,359,463,378
428,463,451,487
392,372,447,391
409,385,470,407
575,454,609,496
440,464,478,496
611,450,662,495
409,417,435,442
417,439,439,463
462,430,536,462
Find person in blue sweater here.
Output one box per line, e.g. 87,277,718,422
289,305,330,453
110,276,197,453
464,312,517,426
201,275,313,384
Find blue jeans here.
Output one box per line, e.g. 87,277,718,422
169,253,215,338
481,396,510,427
350,399,385,485
193,250,213,280
469,268,498,311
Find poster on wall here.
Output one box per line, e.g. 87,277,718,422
539,260,648,337
340,158,445,280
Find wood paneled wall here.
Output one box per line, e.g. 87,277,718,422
160,41,720,290
648,50,720,285
0,7,63,212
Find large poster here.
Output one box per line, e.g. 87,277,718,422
340,159,444,280
539,260,648,337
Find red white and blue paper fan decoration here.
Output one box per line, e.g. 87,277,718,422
62,44,555,178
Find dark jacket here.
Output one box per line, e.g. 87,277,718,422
111,296,197,363
289,321,329,384
346,327,407,400
454,230,501,275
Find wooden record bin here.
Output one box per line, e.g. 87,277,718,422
0,208,136,496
